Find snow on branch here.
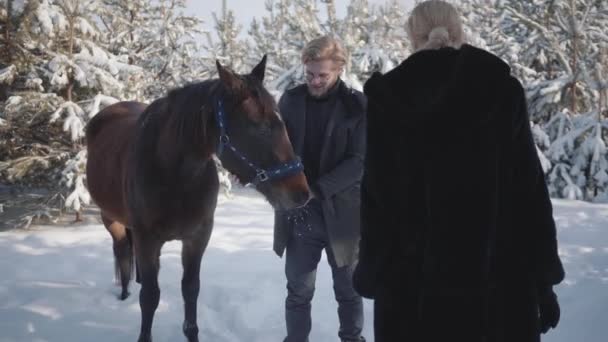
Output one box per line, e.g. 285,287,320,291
0,65,17,85
88,94,119,118
49,101,86,142
33,0,69,37
504,5,572,74
62,150,90,213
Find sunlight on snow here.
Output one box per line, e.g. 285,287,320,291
21,303,62,320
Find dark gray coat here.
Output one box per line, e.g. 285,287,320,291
273,81,366,267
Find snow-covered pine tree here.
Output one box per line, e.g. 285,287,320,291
205,1,250,74
0,0,48,99
0,0,13,71
0,65,16,99
284,0,326,44
0,1,77,193
501,0,607,201
458,0,608,201
0,0,142,219
340,0,372,89
97,0,208,100
248,0,345,93
343,0,409,89
248,0,410,93
459,0,556,171
247,0,331,93
1,0,30,70
95,0,148,59
94,0,149,100
142,0,206,99
249,0,303,93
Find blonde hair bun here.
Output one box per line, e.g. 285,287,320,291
406,0,465,52
425,27,450,50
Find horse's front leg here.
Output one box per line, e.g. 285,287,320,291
181,221,213,342
133,231,163,342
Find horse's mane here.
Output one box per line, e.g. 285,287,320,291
135,74,276,167
136,80,223,161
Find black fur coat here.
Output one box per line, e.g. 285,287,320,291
353,44,565,342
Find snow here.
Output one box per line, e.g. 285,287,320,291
62,150,90,213
546,199,608,342
88,94,119,118
0,65,17,85
33,0,63,37
1,189,607,341
49,101,86,142
4,96,22,109
76,18,99,38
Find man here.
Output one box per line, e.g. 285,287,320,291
273,36,366,342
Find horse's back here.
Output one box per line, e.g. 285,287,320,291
86,101,147,142
86,101,147,225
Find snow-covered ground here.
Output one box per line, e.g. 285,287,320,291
0,188,606,342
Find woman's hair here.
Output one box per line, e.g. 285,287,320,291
301,35,347,67
406,0,465,52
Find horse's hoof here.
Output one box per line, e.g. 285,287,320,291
137,335,151,342
119,290,130,300
183,321,199,342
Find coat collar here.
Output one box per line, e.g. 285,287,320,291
284,80,354,162
286,79,363,120
363,44,512,127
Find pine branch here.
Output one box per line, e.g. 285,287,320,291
505,4,573,75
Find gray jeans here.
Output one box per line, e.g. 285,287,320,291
283,200,364,342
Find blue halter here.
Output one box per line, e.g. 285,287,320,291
215,100,304,184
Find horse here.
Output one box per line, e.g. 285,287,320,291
85,56,311,342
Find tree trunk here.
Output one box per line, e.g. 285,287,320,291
3,0,13,63
569,0,578,113
221,0,227,56
598,47,607,117
323,0,338,34
66,10,75,102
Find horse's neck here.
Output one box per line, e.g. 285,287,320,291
155,111,218,174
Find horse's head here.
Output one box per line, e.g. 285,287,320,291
214,56,311,210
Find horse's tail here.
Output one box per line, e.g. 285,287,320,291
113,227,134,277
128,228,140,285
103,215,135,300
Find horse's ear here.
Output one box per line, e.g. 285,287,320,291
250,55,267,82
217,60,244,93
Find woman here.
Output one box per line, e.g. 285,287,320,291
353,1,564,341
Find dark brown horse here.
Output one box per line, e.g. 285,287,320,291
85,56,310,342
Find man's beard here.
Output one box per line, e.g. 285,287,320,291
307,81,336,98
307,86,328,98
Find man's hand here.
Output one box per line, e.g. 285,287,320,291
310,184,324,200
538,286,560,334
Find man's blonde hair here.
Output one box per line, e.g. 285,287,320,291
407,0,465,52
301,36,347,67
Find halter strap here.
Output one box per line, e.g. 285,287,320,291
215,100,304,184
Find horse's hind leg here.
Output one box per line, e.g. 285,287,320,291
181,219,213,342
102,215,133,300
133,231,163,342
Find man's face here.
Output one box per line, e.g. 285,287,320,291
304,59,341,98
